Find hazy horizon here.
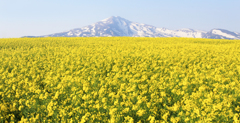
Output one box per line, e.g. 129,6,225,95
1,0,240,38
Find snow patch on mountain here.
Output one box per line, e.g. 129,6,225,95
212,29,236,39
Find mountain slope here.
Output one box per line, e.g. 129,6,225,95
25,16,240,39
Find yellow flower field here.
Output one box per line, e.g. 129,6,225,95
0,37,240,122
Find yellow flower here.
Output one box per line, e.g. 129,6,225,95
161,91,166,97
233,114,239,123
18,106,23,111
185,117,190,122
147,116,155,123
54,91,59,100
132,105,138,111
80,112,91,123
109,108,117,115
102,97,107,103
162,112,169,121
136,109,145,117
137,120,142,123
123,108,130,113
147,102,151,108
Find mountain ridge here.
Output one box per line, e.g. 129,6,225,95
24,16,240,39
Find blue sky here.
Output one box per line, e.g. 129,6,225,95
0,0,239,38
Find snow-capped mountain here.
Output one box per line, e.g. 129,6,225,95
203,29,240,39
25,16,240,39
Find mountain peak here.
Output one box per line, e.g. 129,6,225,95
110,16,121,18
101,16,131,23
109,16,125,19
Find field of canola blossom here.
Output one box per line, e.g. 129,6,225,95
0,37,240,123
